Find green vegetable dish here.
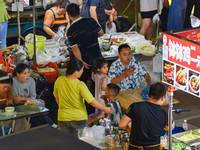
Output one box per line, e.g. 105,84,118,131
164,143,190,150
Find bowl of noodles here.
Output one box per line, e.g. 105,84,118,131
175,69,187,90
189,75,200,93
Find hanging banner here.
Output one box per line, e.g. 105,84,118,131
162,29,200,97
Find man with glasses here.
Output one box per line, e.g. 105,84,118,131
108,44,152,91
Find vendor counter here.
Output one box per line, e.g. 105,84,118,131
0,125,100,150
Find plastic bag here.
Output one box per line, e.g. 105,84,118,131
24,97,45,111
141,87,150,100
191,15,200,28
92,125,105,140
36,49,51,64
82,127,94,137
25,33,38,43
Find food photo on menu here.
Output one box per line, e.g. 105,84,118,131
188,70,200,96
163,60,174,85
175,65,188,90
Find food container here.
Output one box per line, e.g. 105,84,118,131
135,40,156,56
163,142,191,150
185,138,200,149
92,125,105,140
24,99,45,111
101,42,111,51
173,130,200,143
194,129,200,134
32,62,59,83
5,107,15,113
104,134,119,147
26,35,46,59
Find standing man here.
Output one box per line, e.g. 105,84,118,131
139,0,157,40
66,3,104,83
108,44,152,91
90,0,114,31
167,0,187,31
119,82,175,150
0,0,13,50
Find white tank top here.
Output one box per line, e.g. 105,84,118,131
106,22,116,34
140,0,158,12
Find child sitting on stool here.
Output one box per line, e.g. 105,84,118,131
88,83,122,127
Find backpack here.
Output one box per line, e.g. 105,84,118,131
80,0,90,17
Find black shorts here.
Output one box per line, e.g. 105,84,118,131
141,10,157,19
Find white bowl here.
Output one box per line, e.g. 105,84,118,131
5,107,15,113
175,81,186,90
189,75,200,93
102,42,111,51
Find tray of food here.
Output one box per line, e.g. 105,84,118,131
163,142,191,150
184,138,200,149
194,129,200,134
172,130,200,142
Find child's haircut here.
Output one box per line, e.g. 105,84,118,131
92,57,108,73
107,83,120,97
149,82,166,100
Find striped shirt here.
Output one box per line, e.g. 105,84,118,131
103,99,122,127
67,17,102,65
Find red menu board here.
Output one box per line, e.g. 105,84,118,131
175,28,200,42
162,32,200,97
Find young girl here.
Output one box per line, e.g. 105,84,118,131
89,58,111,118
11,63,54,127
53,55,112,137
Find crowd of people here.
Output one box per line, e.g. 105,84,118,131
4,0,200,149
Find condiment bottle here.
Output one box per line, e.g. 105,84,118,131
182,120,188,130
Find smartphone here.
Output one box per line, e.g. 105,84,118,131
129,65,134,70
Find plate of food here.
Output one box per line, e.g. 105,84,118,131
176,69,187,90
189,75,200,93
164,63,174,79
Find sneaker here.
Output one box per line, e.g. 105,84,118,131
52,123,58,128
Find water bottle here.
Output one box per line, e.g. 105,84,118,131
182,120,188,130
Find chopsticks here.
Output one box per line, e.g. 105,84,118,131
0,99,6,102
15,112,25,114
194,76,200,89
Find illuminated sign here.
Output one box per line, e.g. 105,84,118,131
162,31,200,97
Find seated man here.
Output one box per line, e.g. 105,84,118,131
108,44,152,91
88,83,122,127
